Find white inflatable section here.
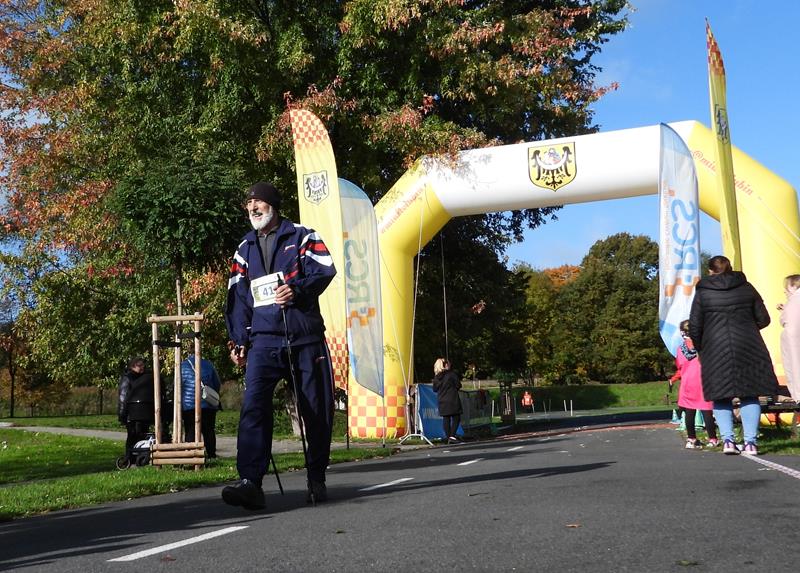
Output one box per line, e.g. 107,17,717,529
425,125,662,216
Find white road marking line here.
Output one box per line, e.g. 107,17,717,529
507,446,523,451
107,526,249,562
742,455,800,480
359,477,414,491
457,458,483,466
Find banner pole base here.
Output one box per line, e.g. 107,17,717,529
399,432,434,446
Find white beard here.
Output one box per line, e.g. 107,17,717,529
249,206,274,231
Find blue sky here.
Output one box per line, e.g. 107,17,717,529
505,0,800,269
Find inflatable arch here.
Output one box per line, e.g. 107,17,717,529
346,120,800,438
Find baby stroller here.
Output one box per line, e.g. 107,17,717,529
116,433,156,470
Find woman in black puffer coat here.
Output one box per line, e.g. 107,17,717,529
432,358,463,442
689,255,778,455
118,357,155,462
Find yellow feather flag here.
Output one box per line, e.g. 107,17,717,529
706,20,742,269
289,109,349,389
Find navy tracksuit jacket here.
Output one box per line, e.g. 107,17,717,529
225,218,336,484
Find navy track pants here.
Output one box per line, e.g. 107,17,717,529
237,340,334,485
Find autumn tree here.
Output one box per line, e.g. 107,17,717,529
544,264,582,288
0,1,628,387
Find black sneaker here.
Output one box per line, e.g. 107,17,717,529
306,480,328,504
222,479,265,510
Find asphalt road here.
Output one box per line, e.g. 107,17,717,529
2,424,800,572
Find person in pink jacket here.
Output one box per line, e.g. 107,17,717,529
670,320,719,449
779,274,800,401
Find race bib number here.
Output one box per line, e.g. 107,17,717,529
250,272,284,308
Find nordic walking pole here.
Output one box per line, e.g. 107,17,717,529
270,455,284,495
276,277,314,504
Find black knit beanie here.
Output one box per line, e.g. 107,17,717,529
246,181,281,211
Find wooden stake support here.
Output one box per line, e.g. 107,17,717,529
153,450,205,458
151,457,206,465
147,313,206,470
153,441,205,450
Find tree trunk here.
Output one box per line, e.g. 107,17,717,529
173,255,184,443
8,350,14,418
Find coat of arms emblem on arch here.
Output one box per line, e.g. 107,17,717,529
528,143,576,191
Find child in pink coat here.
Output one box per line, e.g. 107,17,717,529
670,320,719,449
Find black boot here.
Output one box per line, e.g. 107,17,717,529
306,480,327,504
222,479,265,510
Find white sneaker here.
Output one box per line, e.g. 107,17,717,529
741,442,759,456
723,440,740,455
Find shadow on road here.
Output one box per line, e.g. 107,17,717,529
334,460,616,503
333,438,570,474
0,492,281,571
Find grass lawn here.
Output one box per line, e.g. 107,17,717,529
0,429,396,522
0,408,350,439
0,414,123,431
741,426,800,455
671,421,800,454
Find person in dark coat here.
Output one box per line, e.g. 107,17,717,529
689,255,778,456
118,357,155,462
432,358,463,442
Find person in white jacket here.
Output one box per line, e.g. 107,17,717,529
779,274,800,401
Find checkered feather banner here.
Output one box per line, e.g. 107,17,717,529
290,109,349,388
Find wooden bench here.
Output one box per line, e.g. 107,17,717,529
759,397,800,436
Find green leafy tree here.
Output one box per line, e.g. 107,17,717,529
110,150,246,311
0,0,628,387
411,220,532,382
549,233,673,383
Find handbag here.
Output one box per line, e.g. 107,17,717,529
201,382,220,408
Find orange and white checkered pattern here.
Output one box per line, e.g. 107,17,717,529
326,329,349,390
289,109,331,150
706,23,725,77
348,380,407,438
